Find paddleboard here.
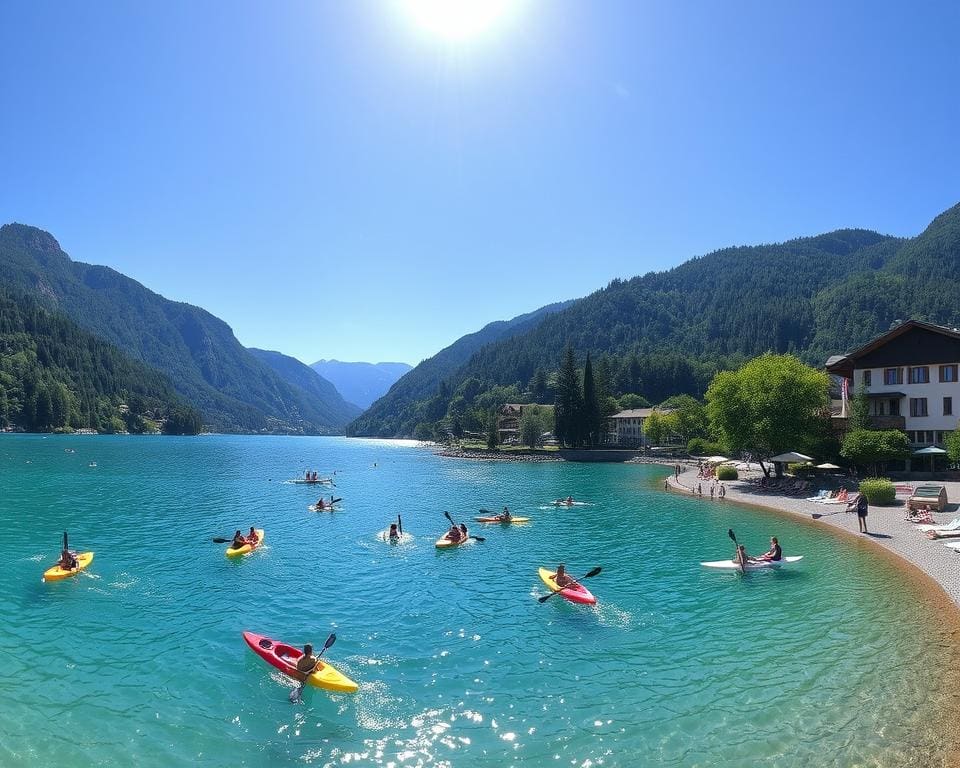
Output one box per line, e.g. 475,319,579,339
43,552,94,582
291,478,335,485
226,529,265,558
474,516,530,524
700,556,803,570
308,504,340,512
549,500,588,506
537,567,597,605
242,631,358,694
435,535,471,549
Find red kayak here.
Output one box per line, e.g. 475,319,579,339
242,631,358,693
538,568,597,605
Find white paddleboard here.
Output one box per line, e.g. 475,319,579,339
701,556,804,570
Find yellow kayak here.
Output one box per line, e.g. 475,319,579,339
226,529,265,558
43,552,94,582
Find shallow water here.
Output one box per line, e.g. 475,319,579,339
1,435,957,766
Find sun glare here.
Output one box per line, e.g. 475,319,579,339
400,0,521,42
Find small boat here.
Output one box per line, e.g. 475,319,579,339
43,552,95,582
226,529,265,558
474,516,530,524
308,503,340,512
537,567,597,605
700,556,804,571
242,631,358,693
549,499,587,506
435,534,470,549
291,478,334,485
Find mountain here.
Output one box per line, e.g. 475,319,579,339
350,202,960,439
249,349,362,423
0,223,357,433
347,300,575,437
0,287,200,433
309,360,413,409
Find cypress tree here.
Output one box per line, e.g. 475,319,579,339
554,346,583,447
582,354,601,447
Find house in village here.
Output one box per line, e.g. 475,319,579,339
826,320,960,469
606,408,672,448
496,403,555,444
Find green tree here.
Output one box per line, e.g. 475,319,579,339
486,409,499,449
659,394,709,443
618,393,650,410
849,388,870,431
644,410,665,445
519,405,550,448
706,354,830,475
582,354,602,446
554,346,583,447
841,429,911,475
947,428,960,467
530,368,550,403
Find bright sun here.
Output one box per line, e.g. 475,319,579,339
399,0,521,42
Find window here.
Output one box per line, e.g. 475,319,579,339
884,368,902,385
945,397,953,416
862,370,872,387
890,399,900,416
909,366,929,384
906,431,916,443
941,365,958,383
910,398,928,417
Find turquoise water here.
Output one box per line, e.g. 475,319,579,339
1,435,955,767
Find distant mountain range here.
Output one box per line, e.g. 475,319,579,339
310,360,413,409
349,202,960,439
0,223,358,433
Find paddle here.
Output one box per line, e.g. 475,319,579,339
537,566,602,603
443,511,485,543
289,632,337,704
728,528,745,573
397,515,403,536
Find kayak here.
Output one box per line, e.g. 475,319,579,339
43,552,94,582
291,478,334,485
226,529,265,558
242,631,358,694
435,535,470,549
701,556,804,570
308,504,340,512
538,567,597,605
474,516,530,524
549,500,588,506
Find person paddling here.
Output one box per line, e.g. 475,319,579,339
387,523,400,541
734,544,751,569
296,643,320,674
316,498,327,510
57,546,78,571
232,530,248,548
247,527,260,546
553,563,574,588
498,507,513,522
754,537,782,562
444,524,462,543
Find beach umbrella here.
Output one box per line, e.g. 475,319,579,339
815,462,841,470
768,452,814,464
705,455,729,463
913,445,947,472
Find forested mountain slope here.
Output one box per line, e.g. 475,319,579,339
0,288,199,433
0,224,355,433
248,348,361,424
351,202,960,439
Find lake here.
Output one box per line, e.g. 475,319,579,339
2,435,957,767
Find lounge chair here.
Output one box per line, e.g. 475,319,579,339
806,490,830,501
915,517,960,532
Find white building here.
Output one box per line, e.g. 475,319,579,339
608,408,668,447
826,320,960,449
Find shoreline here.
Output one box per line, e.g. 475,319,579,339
666,466,960,766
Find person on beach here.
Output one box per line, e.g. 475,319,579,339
719,483,726,499
247,527,259,546
553,564,574,588
232,530,248,548
664,478,669,491
296,644,320,673
499,507,512,522
856,494,869,533
710,485,715,499
697,484,703,496
755,537,782,562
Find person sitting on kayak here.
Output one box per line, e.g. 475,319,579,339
57,548,78,570
566,496,574,504
459,523,468,540
554,564,574,588
247,527,259,546
296,644,320,674
388,523,400,540
499,507,513,522
232,530,248,548
444,524,462,542
316,498,327,510
734,544,751,568
754,537,782,562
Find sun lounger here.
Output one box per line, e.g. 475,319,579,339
926,528,960,539
806,490,830,501
915,517,960,532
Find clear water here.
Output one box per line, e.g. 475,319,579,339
2,435,956,767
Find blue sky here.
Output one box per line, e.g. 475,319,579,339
1,1,958,366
